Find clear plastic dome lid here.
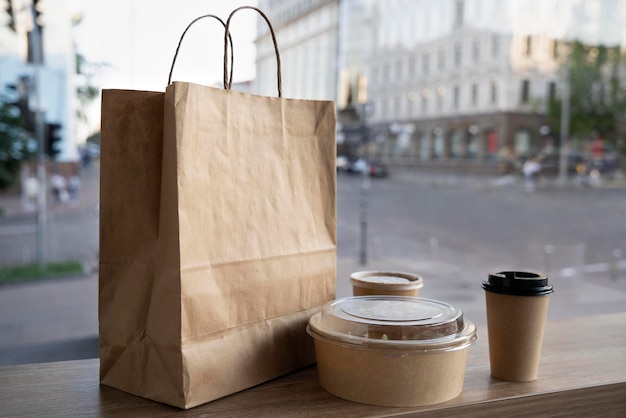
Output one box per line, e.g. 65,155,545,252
308,296,477,352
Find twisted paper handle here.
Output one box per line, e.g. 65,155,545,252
224,6,282,97
168,14,234,87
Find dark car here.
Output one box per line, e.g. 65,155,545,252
349,159,389,178
537,153,585,175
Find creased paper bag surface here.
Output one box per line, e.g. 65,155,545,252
99,83,336,408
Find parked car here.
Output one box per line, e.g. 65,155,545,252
348,159,389,178
538,152,585,175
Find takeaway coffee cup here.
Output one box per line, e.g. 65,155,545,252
482,271,554,382
350,271,424,297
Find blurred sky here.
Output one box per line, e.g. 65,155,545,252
70,0,258,131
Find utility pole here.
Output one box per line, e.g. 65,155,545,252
359,167,370,265
558,62,570,185
30,1,47,268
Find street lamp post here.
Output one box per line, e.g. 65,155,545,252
357,102,372,265
558,62,571,185
359,167,370,265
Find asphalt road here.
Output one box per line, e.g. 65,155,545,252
1,167,625,365
335,171,626,326
337,172,626,274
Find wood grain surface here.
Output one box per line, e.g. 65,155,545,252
0,313,625,417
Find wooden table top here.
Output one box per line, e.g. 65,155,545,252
1,313,625,417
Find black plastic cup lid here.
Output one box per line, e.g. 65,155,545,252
482,271,554,296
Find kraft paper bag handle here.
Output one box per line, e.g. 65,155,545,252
167,14,234,87
224,6,282,97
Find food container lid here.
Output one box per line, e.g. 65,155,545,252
308,296,477,353
482,271,554,296
350,271,423,291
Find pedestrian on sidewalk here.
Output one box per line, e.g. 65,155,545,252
23,175,39,212
50,174,69,203
522,157,541,193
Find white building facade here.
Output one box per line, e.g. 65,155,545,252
254,0,340,100
363,0,626,165
256,0,626,167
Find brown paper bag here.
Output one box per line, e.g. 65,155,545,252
99,9,336,409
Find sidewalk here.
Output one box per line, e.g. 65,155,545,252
0,161,100,366
0,161,100,269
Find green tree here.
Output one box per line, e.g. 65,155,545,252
75,51,101,124
549,41,626,151
0,92,35,190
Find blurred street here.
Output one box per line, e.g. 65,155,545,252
1,166,626,365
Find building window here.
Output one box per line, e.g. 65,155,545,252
408,54,415,77
421,89,429,115
395,60,403,79
438,48,445,70
491,34,500,58
491,80,498,105
455,0,464,28
525,36,532,57
407,91,416,116
376,98,383,119
521,79,530,103
423,53,430,74
437,86,445,112
548,81,556,104
382,97,389,119
552,40,559,59
453,85,460,110
471,83,478,106
383,63,391,80
473,39,480,62
454,42,462,66
372,66,380,84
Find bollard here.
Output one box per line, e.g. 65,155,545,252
543,244,555,274
575,242,586,279
610,249,622,281
430,237,439,259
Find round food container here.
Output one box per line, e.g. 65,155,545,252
307,296,477,407
350,271,424,297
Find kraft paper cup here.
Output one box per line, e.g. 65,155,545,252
350,271,424,297
307,296,477,407
482,271,554,382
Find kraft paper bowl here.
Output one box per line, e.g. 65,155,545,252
307,296,478,407
350,271,424,297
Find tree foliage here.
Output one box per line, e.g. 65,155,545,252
0,92,35,190
75,52,104,123
549,40,626,149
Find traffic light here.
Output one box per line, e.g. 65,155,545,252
6,76,34,132
27,0,44,64
45,122,61,157
5,0,15,31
